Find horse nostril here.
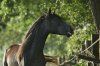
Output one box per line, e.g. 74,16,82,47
67,32,72,37
68,32,71,35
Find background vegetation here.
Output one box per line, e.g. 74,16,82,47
0,0,97,66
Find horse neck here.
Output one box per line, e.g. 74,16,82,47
22,25,49,58
31,28,48,52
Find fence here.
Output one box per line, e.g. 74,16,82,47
78,33,100,66
46,31,100,66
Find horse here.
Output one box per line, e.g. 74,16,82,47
3,44,58,65
3,9,74,66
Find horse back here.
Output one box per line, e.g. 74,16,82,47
3,44,20,66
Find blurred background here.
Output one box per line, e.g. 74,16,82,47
0,0,97,66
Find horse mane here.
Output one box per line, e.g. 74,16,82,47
24,15,45,39
8,44,19,49
17,15,45,60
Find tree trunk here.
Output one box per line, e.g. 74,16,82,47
90,0,100,31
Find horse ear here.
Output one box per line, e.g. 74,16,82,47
53,10,55,14
53,7,57,14
48,8,52,14
42,12,47,16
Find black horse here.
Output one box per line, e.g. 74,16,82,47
3,9,73,66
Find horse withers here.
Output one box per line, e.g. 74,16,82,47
3,9,73,66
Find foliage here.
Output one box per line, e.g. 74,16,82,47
0,0,96,66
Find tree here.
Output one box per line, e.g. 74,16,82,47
0,0,97,65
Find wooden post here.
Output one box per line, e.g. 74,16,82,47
78,54,100,63
85,40,93,66
82,44,86,55
62,56,66,66
88,62,93,66
86,40,92,54
58,57,62,66
92,34,99,66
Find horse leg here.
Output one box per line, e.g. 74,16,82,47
3,49,8,66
